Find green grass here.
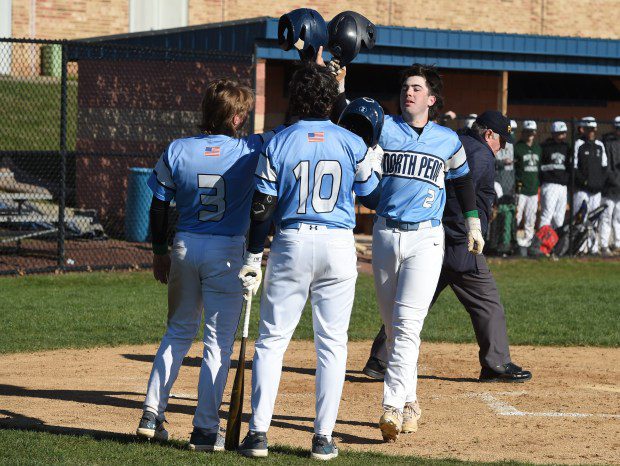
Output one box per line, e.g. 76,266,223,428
0,429,527,466
0,78,77,151
0,258,618,354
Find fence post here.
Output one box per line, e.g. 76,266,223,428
57,41,68,270
568,117,576,257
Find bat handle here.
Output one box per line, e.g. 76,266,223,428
241,292,252,339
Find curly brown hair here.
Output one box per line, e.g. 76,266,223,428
400,64,444,121
198,79,255,136
288,62,339,119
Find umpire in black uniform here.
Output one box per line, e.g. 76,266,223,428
364,111,532,383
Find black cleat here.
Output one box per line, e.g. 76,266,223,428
238,431,268,458
136,411,168,441
311,434,339,460
188,427,225,452
479,362,532,383
362,356,386,381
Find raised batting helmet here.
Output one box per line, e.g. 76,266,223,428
327,11,376,67
278,9,328,61
338,97,384,148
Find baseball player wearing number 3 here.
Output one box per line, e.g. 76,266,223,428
368,65,482,442
237,62,381,460
136,80,281,450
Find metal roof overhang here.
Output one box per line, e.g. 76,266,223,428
86,17,620,76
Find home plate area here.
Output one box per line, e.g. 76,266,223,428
0,341,618,464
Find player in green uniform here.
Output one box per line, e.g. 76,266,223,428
514,120,542,250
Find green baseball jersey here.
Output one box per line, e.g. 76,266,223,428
514,141,542,195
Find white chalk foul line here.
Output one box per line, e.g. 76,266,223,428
474,392,620,419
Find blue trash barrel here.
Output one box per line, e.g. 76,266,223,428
125,167,152,242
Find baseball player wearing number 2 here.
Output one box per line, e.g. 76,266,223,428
237,62,381,460
136,80,281,451
369,65,482,442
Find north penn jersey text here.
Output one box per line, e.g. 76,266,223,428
382,151,445,188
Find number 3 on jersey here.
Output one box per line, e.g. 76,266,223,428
293,160,342,214
198,174,226,221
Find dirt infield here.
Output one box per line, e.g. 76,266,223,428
1,342,618,464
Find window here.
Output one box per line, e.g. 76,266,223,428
129,0,188,33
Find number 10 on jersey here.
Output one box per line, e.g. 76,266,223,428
293,160,342,214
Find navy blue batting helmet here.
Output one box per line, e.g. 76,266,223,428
338,97,384,148
328,11,376,67
278,9,328,62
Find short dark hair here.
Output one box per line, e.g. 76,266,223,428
399,64,444,120
470,121,489,139
198,79,255,136
288,62,339,119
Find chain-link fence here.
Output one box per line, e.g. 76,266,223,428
442,116,619,257
0,38,253,275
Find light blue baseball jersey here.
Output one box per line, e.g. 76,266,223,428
376,116,469,223
148,131,278,236
255,119,379,229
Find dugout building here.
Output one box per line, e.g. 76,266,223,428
76,16,620,234
82,16,620,128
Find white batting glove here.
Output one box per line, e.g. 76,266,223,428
466,217,485,255
369,145,384,176
239,251,263,295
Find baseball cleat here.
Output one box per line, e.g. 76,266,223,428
401,400,422,433
362,356,386,381
310,434,339,461
136,411,169,441
379,406,402,442
188,427,225,452
238,431,268,458
479,362,532,383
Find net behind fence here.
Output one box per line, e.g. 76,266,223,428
0,39,253,274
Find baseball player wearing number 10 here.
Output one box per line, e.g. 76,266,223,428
367,64,483,442
136,79,280,451
237,62,381,460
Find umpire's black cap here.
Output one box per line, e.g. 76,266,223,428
475,111,514,143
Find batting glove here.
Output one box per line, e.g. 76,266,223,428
368,145,384,176
327,59,346,93
239,251,263,295
466,217,485,255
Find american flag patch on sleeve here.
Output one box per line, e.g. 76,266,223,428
307,132,324,143
204,146,221,156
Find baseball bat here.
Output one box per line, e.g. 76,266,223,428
224,291,253,450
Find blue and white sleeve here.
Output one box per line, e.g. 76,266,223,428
445,141,470,180
147,149,176,202
255,151,278,196
353,145,380,197
246,125,288,154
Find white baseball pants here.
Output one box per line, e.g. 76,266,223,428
372,217,444,410
249,225,357,437
539,183,567,229
143,232,245,432
600,195,620,249
573,191,602,253
516,194,538,247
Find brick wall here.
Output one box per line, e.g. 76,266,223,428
12,0,129,39
9,0,620,40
